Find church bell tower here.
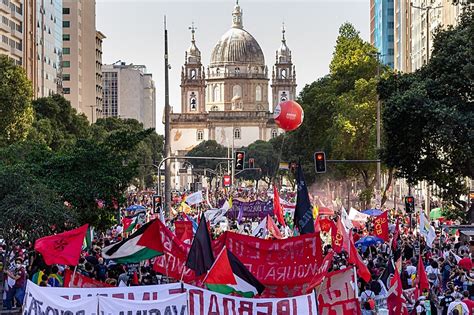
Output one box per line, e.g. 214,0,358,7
181,23,206,113
271,24,297,111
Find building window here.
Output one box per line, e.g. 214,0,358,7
63,21,70,28
210,105,219,111
190,68,196,79
63,87,71,94
62,73,70,81
234,67,240,75
234,128,241,139
281,68,287,79
197,130,204,141
190,92,197,111
232,85,241,98
62,61,70,68
213,85,220,102
63,8,70,14
271,129,278,139
256,85,262,101
63,34,70,41
63,47,70,54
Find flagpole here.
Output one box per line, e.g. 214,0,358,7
69,265,78,287
353,266,359,298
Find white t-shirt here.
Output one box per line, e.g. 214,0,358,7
360,290,375,302
425,265,440,285
447,300,469,315
406,265,417,285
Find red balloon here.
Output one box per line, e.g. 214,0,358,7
273,100,304,131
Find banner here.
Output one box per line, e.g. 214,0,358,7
373,211,389,242
175,221,194,244
185,191,204,206
348,207,370,222
317,268,361,315
186,285,317,315
64,269,113,288
24,281,98,314
420,211,436,247
204,208,228,226
98,294,187,315
252,216,267,238
227,200,273,219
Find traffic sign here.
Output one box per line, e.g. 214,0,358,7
223,175,231,187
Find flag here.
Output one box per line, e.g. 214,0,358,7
122,217,133,233
204,208,228,226
341,207,353,231
102,220,164,263
332,218,349,254
417,254,429,297
266,215,282,239
314,214,321,233
392,218,400,251
185,191,204,206
312,205,319,219
185,214,215,276
294,164,314,234
82,226,94,250
174,221,194,244
379,259,396,291
183,213,198,233
252,216,267,238
319,218,334,233
348,232,371,283
348,207,370,222
387,268,409,315
204,247,265,298
273,185,285,226
419,211,436,247
34,224,89,266
373,211,389,242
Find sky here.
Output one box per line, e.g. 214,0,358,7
96,0,369,133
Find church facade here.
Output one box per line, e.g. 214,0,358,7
170,2,297,190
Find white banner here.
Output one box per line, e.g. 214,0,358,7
348,207,370,222
420,211,436,247
341,207,353,231
98,294,187,315
24,281,98,315
204,208,228,226
185,285,317,315
252,216,267,238
185,191,204,206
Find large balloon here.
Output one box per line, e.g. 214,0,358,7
273,100,304,131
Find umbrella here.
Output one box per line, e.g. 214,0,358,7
430,208,444,220
126,205,146,212
355,236,384,248
362,209,382,216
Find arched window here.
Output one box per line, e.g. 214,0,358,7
214,85,221,102
189,92,197,111
271,129,278,139
281,69,287,79
190,69,196,79
234,67,240,75
197,130,204,141
233,85,242,98
216,68,220,75
210,105,219,111
256,85,262,101
234,128,241,139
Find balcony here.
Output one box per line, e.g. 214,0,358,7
10,45,22,58
0,40,9,52
0,0,9,13
0,21,8,32
207,72,268,80
10,27,22,39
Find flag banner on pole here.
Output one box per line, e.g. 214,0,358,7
174,221,194,244
373,211,389,241
348,232,372,283
341,207,353,231
386,268,409,315
316,268,361,315
294,164,315,234
34,224,88,266
273,185,286,226
267,215,283,239
332,218,349,254
185,214,215,276
419,211,436,247
227,200,273,219
252,216,268,238
185,191,204,206
348,207,370,222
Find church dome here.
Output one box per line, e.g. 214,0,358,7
210,28,265,67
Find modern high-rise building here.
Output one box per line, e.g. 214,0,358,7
62,0,101,122
370,0,395,68
0,0,24,65
394,0,412,73
102,62,156,130
95,30,105,121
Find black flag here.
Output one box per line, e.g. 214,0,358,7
294,163,315,234
185,214,215,276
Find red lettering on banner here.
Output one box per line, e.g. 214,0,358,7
189,289,204,315
307,295,313,315
238,301,253,315
292,298,297,314
208,294,221,315
223,297,237,315
111,293,124,299
276,300,290,315
256,302,272,315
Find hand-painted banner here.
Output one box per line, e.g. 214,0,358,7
63,269,113,288
24,281,98,314
316,268,361,315
175,221,194,245
98,294,187,315
373,211,389,242
227,200,273,219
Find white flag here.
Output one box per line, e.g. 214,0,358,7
204,208,228,226
252,217,267,238
185,191,203,206
419,211,436,248
348,207,370,222
341,207,353,231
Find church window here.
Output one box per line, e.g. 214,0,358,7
190,69,196,79
234,128,241,140
197,130,204,141
256,85,262,101
233,85,242,98
216,68,220,75
271,129,278,139
214,85,221,102
210,105,219,111
281,69,287,79
190,92,197,111
280,91,288,102
234,67,240,75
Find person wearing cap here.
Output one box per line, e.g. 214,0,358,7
447,292,469,315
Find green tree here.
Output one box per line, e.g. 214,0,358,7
0,55,34,145
379,11,473,218
186,140,228,170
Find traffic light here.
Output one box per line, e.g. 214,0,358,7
314,151,326,173
405,196,415,213
248,158,255,169
235,151,245,170
152,195,162,213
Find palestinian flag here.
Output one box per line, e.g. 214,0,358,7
204,247,265,298
123,212,145,233
82,226,94,250
102,220,163,263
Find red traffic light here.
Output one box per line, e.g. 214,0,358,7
407,197,413,203
316,154,324,161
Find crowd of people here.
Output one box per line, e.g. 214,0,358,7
1,187,473,315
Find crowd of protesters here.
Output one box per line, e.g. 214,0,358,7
2,187,473,315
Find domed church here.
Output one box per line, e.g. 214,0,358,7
170,1,297,189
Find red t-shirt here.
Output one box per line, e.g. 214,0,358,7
462,298,474,314
459,257,473,271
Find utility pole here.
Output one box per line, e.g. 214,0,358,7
375,52,381,208
163,16,171,218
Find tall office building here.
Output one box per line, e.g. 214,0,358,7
0,0,24,65
102,62,156,130
370,0,395,68
394,0,412,73
62,0,102,122
95,30,105,120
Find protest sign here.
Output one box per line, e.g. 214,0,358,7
64,269,113,288
317,268,361,315
175,221,194,244
227,200,273,219
373,211,389,242
98,294,187,315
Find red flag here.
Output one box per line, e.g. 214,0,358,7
122,217,133,232
417,254,430,297
387,268,409,315
332,218,349,254
266,215,283,239
273,185,285,226
132,271,139,285
315,232,323,266
175,221,194,244
392,218,400,251
314,214,321,233
319,218,334,233
34,224,88,266
64,269,113,288
307,251,334,291
373,211,389,241
348,232,371,283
